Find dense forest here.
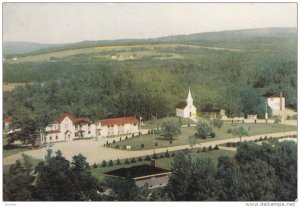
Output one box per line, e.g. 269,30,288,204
4,140,297,201
3,28,297,133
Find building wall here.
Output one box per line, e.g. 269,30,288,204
176,108,185,117
267,97,285,111
135,174,171,189
177,105,197,118
97,122,139,138
45,132,65,143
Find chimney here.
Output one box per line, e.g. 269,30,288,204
150,159,157,167
280,92,283,111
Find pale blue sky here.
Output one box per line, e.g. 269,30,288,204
3,3,297,44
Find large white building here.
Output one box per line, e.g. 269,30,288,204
176,88,197,118
44,113,96,143
43,113,139,143
96,116,139,138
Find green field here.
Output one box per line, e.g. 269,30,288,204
89,149,236,182
4,43,253,64
110,123,297,150
141,117,194,129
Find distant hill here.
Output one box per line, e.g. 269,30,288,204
3,27,296,56
155,27,297,41
3,41,66,56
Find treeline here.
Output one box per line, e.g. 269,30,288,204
166,140,297,201
3,38,297,133
4,140,297,201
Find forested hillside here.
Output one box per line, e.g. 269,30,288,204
3,28,297,130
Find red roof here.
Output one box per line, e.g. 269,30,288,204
47,130,61,134
53,113,92,124
100,117,138,126
4,116,13,123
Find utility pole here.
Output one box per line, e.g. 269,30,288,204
265,101,268,123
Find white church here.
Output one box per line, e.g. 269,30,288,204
176,88,197,118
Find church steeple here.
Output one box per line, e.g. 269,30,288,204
186,87,193,105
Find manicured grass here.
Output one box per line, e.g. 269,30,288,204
3,147,30,158
141,116,194,129
110,123,297,151
89,149,235,182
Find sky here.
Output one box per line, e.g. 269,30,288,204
3,3,297,44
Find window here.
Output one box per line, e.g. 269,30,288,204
88,124,91,127
88,131,91,134
50,136,52,140
56,136,58,140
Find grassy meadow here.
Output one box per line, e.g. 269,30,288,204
110,122,297,150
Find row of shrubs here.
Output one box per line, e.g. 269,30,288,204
224,134,297,148
196,145,219,153
96,150,176,168
96,145,220,168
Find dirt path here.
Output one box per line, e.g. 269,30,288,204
3,131,297,166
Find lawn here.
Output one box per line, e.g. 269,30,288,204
89,149,236,182
3,135,31,158
110,123,297,150
141,116,195,129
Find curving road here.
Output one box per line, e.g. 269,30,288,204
3,130,297,166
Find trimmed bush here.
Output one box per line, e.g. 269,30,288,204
159,154,164,159
93,163,98,168
259,137,263,141
196,148,201,153
101,160,107,167
131,158,136,163
145,155,151,161
108,160,113,166
208,145,213,151
155,142,158,147
116,159,121,165
125,136,128,140
113,140,115,144
138,157,143,162
125,158,130,164
264,136,268,140
141,144,144,149
152,154,158,159
171,152,175,157
214,145,219,150
227,128,232,133
164,150,170,158
202,147,207,152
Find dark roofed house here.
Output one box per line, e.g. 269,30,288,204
200,105,226,118
104,161,172,189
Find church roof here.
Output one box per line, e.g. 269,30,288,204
176,101,187,109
